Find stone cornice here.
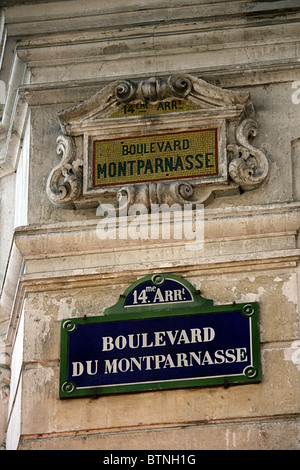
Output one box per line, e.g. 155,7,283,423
12,202,300,260
1,2,300,178
15,17,300,72
3,1,300,37
1,201,299,345
18,62,300,108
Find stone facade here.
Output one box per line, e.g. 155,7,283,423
0,0,299,450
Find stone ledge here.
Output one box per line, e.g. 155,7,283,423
17,414,300,450
1,201,298,320
5,1,300,37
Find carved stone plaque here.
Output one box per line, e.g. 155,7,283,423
46,75,268,210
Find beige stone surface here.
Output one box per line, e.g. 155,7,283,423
18,342,299,436
12,269,298,447
3,227,299,449
21,269,299,363
24,81,300,226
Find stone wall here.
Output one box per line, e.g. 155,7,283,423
0,0,299,450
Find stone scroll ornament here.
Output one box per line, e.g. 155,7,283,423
46,134,83,209
228,118,269,191
46,74,269,210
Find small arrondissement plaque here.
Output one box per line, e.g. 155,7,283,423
93,128,218,187
60,274,261,398
109,98,199,117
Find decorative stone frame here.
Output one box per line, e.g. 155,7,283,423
46,74,268,210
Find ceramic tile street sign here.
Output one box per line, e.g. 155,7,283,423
60,274,261,398
93,128,218,188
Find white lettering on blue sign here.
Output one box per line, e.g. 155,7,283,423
102,327,215,351
124,278,193,307
70,326,249,378
132,287,185,304
64,309,254,392
71,347,248,377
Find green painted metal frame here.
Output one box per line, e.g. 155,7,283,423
59,274,261,398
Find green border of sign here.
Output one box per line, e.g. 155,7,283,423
59,274,261,398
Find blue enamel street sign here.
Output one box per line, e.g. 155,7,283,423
60,274,261,398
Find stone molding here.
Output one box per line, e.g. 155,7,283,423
0,53,29,179
0,201,299,346
46,74,268,211
0,356,10,401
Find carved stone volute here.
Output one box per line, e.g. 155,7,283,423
46,135,83,209
113,75,193,104
228,118,269,191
